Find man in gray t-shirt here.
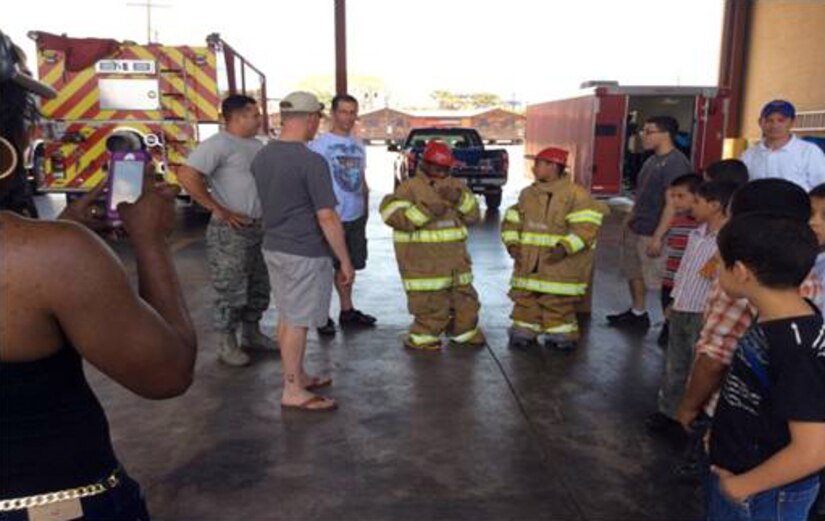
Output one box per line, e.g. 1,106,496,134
607,116,692,330
178,95,274,368
253,91,354,413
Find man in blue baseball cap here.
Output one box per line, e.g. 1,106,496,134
740,99,825,191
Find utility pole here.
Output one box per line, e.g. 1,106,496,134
126,0,171,43
335,0,347,95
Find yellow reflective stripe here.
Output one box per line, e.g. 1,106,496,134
450,327,480,343
510,277,588,296
513,320,542,333
403,272,474,291
504,208,521,224
456,272,474,286
560,233,586,254
381,200,412,221
545,323,579,334
521,232,564,247
501,230,521,244
404,205,430,227
410,333,440,345
394,227,468,244
566,210,603,225
404,277,452,291
458,191,477,214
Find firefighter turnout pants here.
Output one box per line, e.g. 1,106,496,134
509,290,581,341
405,283,486,349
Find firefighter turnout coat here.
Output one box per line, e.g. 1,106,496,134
501,177,606,335
380,172,483,347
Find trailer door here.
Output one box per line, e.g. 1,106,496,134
592,93,626,195
694,94,727,172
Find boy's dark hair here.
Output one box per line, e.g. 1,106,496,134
810,183,825,200
704,159,749,187
221,94,257,121
646,115,679,142
718,214,818,288
695,181,739,214
670,172,703,192
730,178,810,222
332,93,358,111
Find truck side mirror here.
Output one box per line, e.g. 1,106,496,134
387,143,400,152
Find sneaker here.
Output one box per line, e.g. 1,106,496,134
317,318,336,337
657,322,670,349
547,339,577,353
606,309,651,330
218,333,250,367
645,412,680,433
508,336,536,350
339,309,377,328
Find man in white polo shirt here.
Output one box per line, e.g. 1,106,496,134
741,100,825,191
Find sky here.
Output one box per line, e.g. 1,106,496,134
5,0,725,108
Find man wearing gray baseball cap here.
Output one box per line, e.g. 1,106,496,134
252,91,354,412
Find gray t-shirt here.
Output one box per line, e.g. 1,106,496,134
252,141,338,257
629,149,692,236
185,131,264,218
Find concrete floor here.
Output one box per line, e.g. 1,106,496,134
45,148,704,520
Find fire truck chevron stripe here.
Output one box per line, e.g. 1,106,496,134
67,87,102,120
128,45,219,120
39,58,63,87
42,68,97,118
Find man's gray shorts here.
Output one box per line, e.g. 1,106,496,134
263,250,334,329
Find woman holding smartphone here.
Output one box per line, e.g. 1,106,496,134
0,30,196,520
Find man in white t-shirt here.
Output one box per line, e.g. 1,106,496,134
309,94,376,335
741,99,825,191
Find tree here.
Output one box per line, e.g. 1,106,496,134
430,91,503,111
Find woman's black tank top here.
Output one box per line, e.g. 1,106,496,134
0,346,118,497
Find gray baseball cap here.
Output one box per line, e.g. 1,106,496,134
279,91,324,114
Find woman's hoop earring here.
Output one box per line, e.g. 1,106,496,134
0,136,18,181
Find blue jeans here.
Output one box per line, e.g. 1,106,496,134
706,472,819,521
0,470,150,521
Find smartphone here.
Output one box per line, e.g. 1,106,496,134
106,151,149,222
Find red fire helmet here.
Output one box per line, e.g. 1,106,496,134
534,147,568,166
422,140,455,168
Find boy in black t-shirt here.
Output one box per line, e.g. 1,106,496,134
708,214,825,521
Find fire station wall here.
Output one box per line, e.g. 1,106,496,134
740,0,825,141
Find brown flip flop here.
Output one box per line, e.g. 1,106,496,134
304,376,333,391
281,395,338,412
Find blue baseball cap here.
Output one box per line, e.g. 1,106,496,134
760,99,796,120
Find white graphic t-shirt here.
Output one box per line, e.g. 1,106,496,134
309,133,366,222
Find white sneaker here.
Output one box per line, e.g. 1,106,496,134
240,322,278,351
218,332,250,367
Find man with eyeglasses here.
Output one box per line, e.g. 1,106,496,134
607,116,692,330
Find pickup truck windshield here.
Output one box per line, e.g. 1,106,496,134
407,130,483,149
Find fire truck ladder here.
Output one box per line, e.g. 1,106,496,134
158,59,195,178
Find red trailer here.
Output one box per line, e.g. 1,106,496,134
526,83,729,195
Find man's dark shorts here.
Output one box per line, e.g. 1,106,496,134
334,215,368,271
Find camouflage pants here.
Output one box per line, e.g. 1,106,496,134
206,219,271,333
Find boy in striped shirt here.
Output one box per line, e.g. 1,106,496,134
647,181,739,438
660,174,704,347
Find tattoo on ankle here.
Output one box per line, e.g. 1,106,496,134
286,374,297,384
